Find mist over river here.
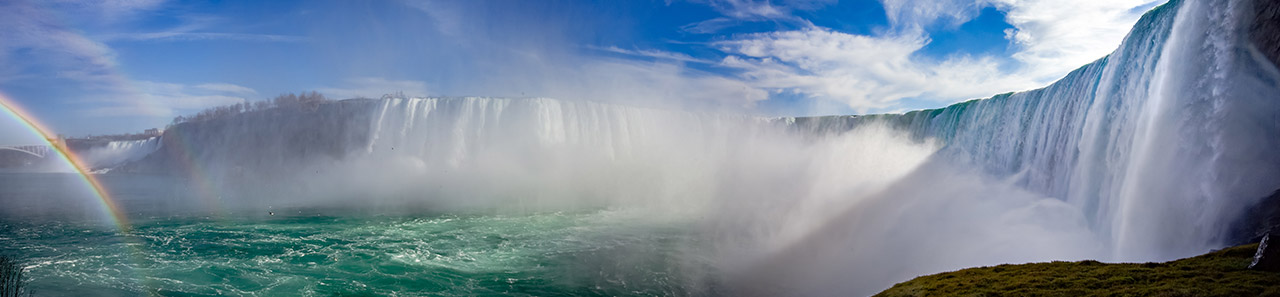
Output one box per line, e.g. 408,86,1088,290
0,174,713,296
1,0,1279,296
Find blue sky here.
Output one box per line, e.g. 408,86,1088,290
0,0,1165,143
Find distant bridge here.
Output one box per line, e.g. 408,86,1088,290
0,144,54,158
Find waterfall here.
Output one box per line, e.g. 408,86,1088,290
342,97,793,211
797,0,1280,261
81,137,162,172
127,0,1279,293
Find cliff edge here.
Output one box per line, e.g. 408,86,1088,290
875,243,1280,297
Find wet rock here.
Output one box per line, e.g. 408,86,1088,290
1254,0,1280,68
1226,189,1280,246
1250,233,1280,271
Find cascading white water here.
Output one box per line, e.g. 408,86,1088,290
133,0,1279,294
1101,0,1276,261
334,97,1108,295
288,97,797,213
80,137,162,172
768,0,1280,265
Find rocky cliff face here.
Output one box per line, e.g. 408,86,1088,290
1228,189,1280,246
1224,0,1280,247
113,0,1280,264
122,99,378,182
1252,0,1280,67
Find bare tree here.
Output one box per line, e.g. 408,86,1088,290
166,91,333,125
0,255,28,297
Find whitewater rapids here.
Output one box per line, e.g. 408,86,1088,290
11,0,1279,295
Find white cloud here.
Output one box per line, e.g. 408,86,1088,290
390,0,1159,114
83,81,254,117
714,27,1040,112
879,0,985,28
0,1,266,120
533,58,771,109
699,0,788,19
0,1,297,85
682,17,740,34
109,31,306,42
97,15,306,43
877,0,1166,81
694,0,1167,112
44,0,167,24
991,0,1167,81
680,0,831,33
0,1,123,85
317,77,431,99
195,83,257,95
694,0,835,19
593,46,716,64
384,1,766,111
398,0,465,36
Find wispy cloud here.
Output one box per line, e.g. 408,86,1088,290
317,77,431,99
694,0,834,19
667,0,1169,113
98,14,306,43
713,27,1039,112
0,1,123,85
879,0,985,29
378,0,1170,115
992,0,1167,81
878,0,1167,81
680,0,831,34
681,18,740,34
699,0,788,19
591,46,716,64
377,1,768,110
397,0,465,36
44,0,168,24
0,0,298,123
109,31,306,42
83,81,254,117
195,83,257,95
529,58,770,109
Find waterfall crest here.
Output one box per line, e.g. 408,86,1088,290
80,137,162,172
124,0,1280,294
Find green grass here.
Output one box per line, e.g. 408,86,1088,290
875,244,1280,297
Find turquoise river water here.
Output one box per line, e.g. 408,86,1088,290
0,174,714,296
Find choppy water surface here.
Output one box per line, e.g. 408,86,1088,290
2,212,707,296
0,175,709,297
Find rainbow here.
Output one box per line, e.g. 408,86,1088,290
0,91,132,232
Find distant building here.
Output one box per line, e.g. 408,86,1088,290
145,128,161,137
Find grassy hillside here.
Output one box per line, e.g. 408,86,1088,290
875,243,1280,297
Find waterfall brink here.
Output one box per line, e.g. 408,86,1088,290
333,97,804,212
790,0,1280,261
80,137,162,172
127,0,1280,294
